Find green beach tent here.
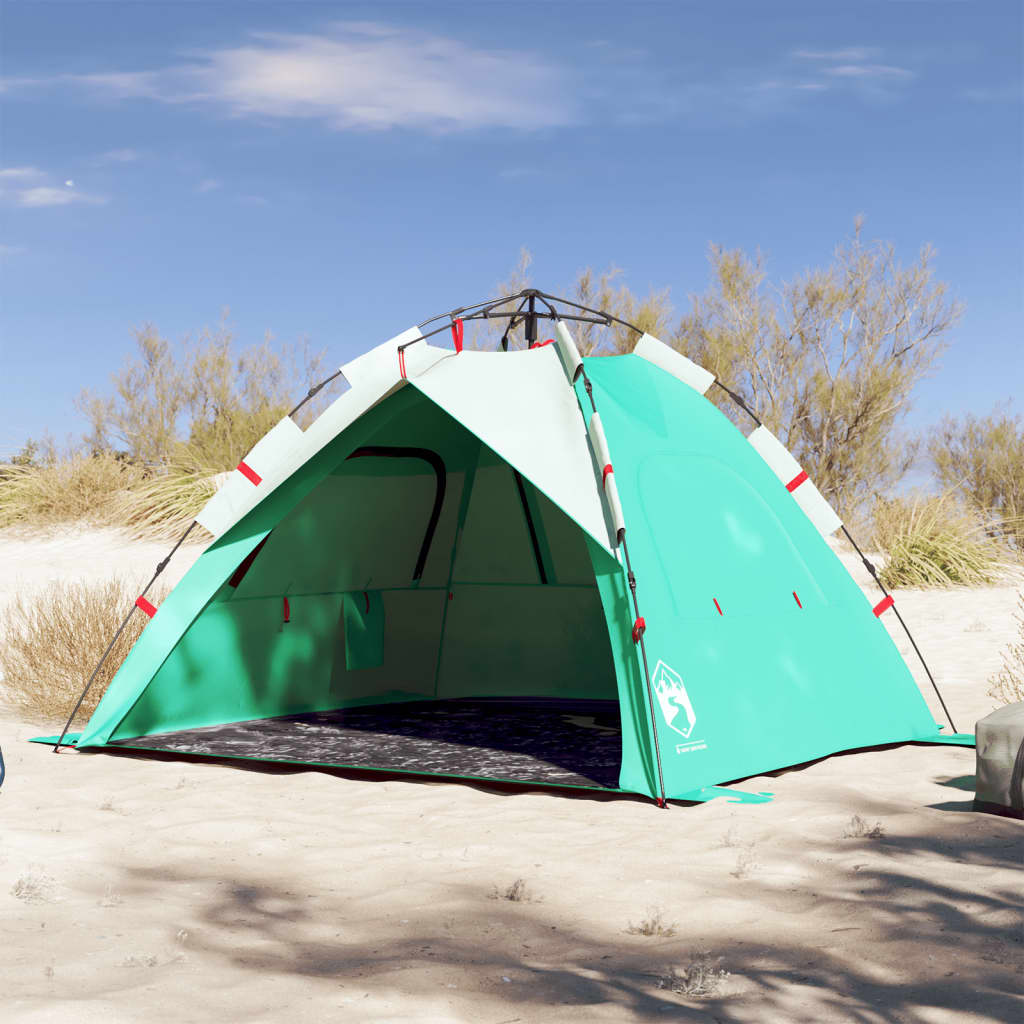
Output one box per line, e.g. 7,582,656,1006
48,290,969,805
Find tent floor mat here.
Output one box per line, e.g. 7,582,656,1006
107,697,624,789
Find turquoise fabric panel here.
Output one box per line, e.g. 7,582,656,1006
434,583,617,701
582,354,938,799
343,590,386,670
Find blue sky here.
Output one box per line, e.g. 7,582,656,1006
2,1,1021,458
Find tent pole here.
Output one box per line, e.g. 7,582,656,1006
579,369,668,807
840,525,958,734
620,533,669,808
52,521,198,752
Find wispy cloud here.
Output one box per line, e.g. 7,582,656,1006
825,64,913,80
93,147,144,164
793,48,877,62
0,166,45,181
196,177,222,193
0,168,107,208
784,45,914,93
17,186,107,208
963,83,1022,103
7,23,573,132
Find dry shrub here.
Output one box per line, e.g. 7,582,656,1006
114,452,221,540
930,408,1024,554
988,592,1024,705
0,577,164,722
490,878,532,902
628,907,677,937
872,494,1007,588
656,956,729,997
0,452,143,530
843,814,886,839
79,321,335,472
679,221,960,516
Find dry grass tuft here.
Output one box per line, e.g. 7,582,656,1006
0,452,143,530
0,577,164,722
628,907,677,937
490,878,532,902
872,494,1008,588
114,457,220,540
843,814,886,839
11,870,56,904
988,592,1024,705
655,956,729,997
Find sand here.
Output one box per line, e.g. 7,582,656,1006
1,529,1021,1023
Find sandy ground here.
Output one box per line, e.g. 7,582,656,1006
1,528,1021,1023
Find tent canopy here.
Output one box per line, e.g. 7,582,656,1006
56,304,966,803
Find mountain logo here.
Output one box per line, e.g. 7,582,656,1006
652,660,696,739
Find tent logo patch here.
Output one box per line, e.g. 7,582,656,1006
652,660,704,753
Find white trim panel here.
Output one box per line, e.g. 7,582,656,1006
554,320,583,383
411,345,612,552
195,417,303,536
748,425,843,537
634,333,715,395
195,328,430,539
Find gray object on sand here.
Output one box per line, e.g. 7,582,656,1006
974,701,1024,819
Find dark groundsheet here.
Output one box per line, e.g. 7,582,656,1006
109,698,624,789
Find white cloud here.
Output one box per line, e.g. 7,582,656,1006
196,178,222,193
17,185,107,207
826,64,913,80
24,23,572,132
0,166,45,181
0,166,107,208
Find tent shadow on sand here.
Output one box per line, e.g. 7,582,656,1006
104,815,1023,1021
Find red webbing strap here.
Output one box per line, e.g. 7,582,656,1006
237,460,262,486
398,347,407,379
873,594,895,617
602,463,614,485
529,338,555,349
451,318,464,353
282,596,291,623
631,617,645,643
135,596,157,619
793,590,803,609
364,590,370,614
713,597,723,616
786,469,808,492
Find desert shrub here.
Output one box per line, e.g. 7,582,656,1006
628,907,677,937
843,814,886,839
988,592,1024,705
929,408,1024,554
0,450,143,530
78,319,337,472
490,878,532,902
0,577,164,722
114,451,221,539
656,956,729,997
871,494,1006,588
676,221,961,517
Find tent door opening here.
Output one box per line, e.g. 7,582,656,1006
107,391,625,791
